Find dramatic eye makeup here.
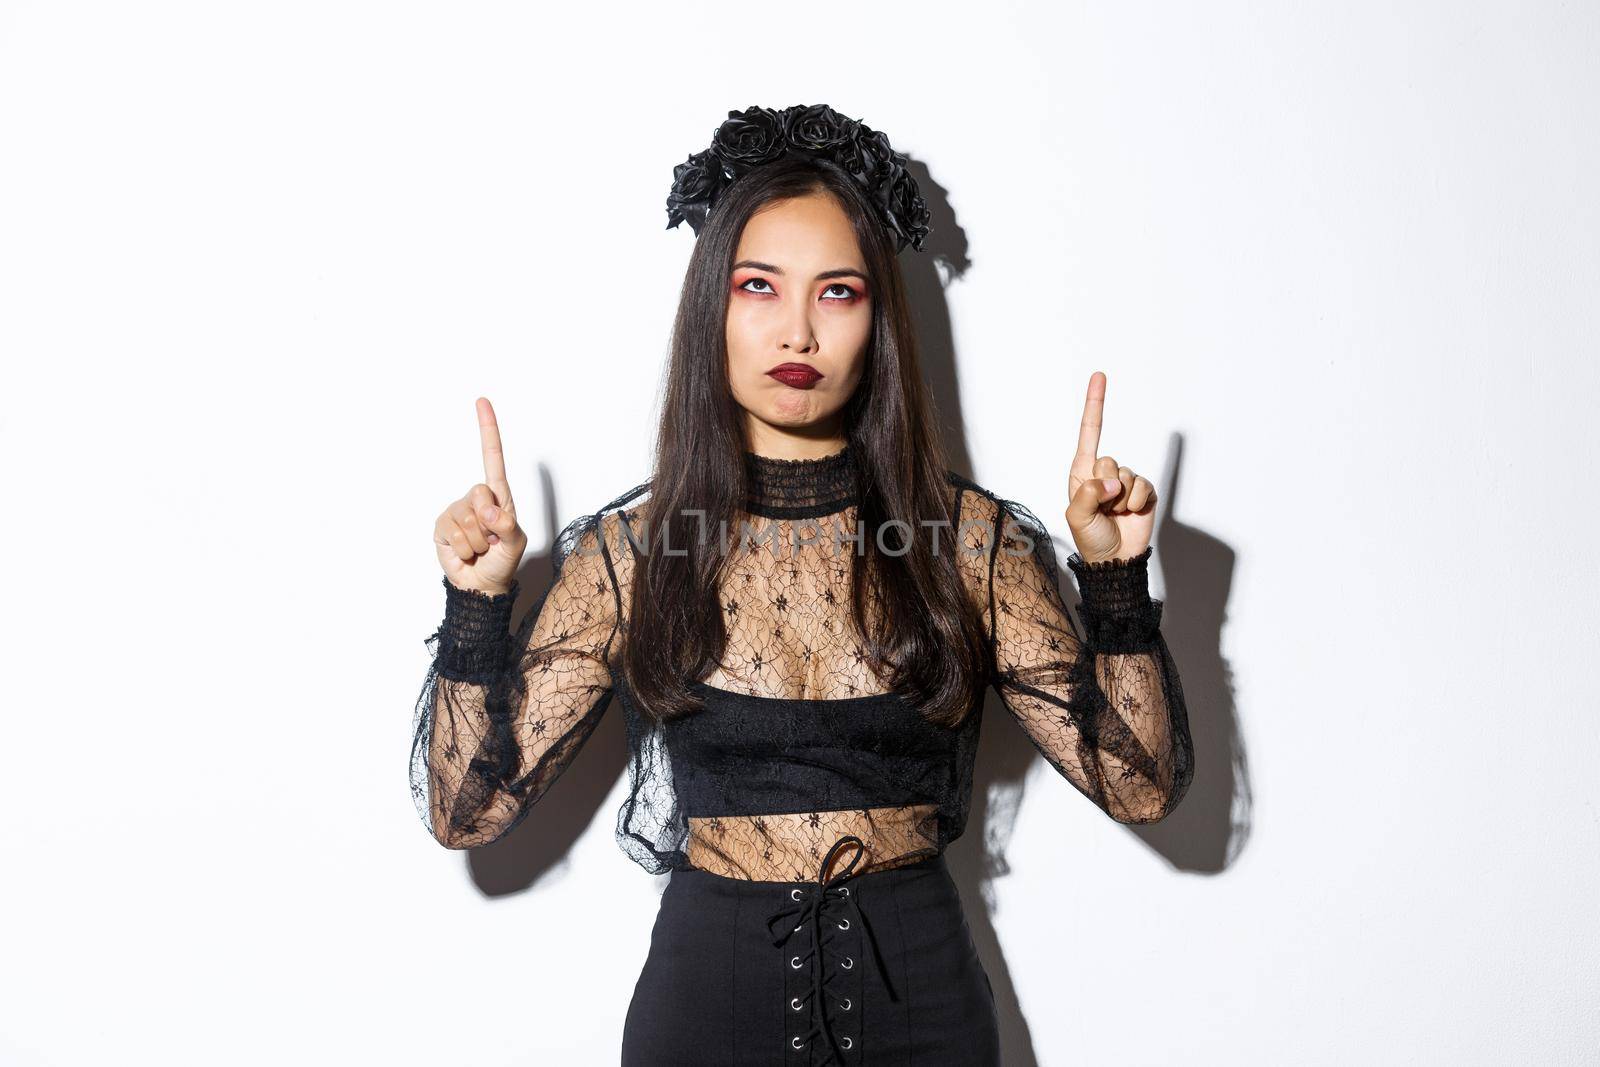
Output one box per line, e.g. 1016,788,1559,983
732,274,868,303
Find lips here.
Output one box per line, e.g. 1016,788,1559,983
766,362,824,388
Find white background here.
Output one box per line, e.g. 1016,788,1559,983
3,1,1596,1064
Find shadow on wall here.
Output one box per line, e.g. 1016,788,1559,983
450,155,1252,1067
901,157,1250,1066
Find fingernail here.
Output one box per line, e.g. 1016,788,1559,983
487,534,499,544
482,506,498,522
1102,479,1121,493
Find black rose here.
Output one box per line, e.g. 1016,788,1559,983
833,123,893,189
711,106,787,168
882,167,931,252
781,103,852,152
665,148,727,233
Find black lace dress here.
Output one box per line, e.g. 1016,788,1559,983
410,445,1194,1066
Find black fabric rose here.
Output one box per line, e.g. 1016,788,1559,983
780,103,851,152
835,124,894,187
850,128,929,252
882,168,931,252
711,105,787,168
664,148,726,233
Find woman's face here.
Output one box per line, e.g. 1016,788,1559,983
725,191,873,444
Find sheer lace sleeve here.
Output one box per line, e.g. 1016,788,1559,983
982,493,1194,823
409,510,624,849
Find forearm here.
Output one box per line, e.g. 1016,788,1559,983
1069,546,1192,820
421,578,520,846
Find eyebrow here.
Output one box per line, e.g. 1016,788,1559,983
731,260,869,283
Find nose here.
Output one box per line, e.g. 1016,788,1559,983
779,300,817,355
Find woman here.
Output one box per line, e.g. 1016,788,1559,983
411,104,1195,1066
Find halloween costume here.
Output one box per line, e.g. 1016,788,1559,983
410,105,1193,1066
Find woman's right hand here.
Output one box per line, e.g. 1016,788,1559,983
433,397,529,596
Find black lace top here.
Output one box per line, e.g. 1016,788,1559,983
410,445,1194,879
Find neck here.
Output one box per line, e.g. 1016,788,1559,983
741,441,858,519
742,416,848,464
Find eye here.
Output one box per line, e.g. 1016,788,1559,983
821,283,859,301
739,277,776,294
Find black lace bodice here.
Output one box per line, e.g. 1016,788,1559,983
410,445,1194,878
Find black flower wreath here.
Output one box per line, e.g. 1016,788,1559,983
665,104,932,254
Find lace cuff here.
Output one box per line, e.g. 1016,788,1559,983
432,575,518,683
1066,545,1160,652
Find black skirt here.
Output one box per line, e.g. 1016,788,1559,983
622,836,1001,1066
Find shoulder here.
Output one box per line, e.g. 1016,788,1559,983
937,471,1024,605
937,469,1063,593
939,469,1044,535
548,478,653,574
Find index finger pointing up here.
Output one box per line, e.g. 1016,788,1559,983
477,396,513,505
1074,371,1106,471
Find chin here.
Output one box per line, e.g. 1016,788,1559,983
766,396,834,425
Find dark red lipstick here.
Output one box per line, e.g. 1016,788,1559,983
766,362,824,388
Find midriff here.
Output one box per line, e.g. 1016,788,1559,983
685,803,941,881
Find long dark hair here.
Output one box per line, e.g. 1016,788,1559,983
623,154,989,728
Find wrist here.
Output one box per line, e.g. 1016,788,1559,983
446,575,514,598
1066,546,1162,650
433,575,518,682
1067,545,1154,615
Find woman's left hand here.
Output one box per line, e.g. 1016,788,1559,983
1064,371,1158,564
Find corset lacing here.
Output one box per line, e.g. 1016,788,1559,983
764,834,897,1064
